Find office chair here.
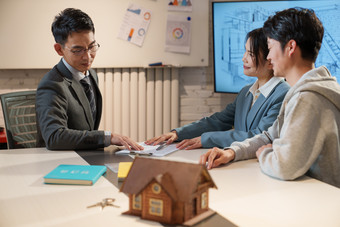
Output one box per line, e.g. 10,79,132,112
0,90,37,149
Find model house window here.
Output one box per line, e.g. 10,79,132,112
201,192,207,209
149,198,163,216
132,194,142,210
152,183,161,194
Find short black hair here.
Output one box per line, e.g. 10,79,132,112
245,28,269,69
263,7,324,62
51,8,95,45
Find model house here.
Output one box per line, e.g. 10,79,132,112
120,157,217,225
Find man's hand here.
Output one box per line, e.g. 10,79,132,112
111,133,144,151
256,144,272,159
199,147,235,170
145,131,178,146
176,136,202,150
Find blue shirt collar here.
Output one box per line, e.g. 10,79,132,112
62,58,89,82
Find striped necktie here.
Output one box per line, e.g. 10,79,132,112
80,76,97,122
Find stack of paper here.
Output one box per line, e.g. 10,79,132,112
115,142,179,157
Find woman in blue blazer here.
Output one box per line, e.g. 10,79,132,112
146,28,290,149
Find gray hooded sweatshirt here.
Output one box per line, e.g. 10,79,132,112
230,66,340,188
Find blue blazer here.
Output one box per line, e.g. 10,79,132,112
175,80,290,148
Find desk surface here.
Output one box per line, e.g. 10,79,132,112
0,147,339,227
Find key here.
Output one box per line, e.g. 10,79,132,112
87,198,120,210
87,202,104,209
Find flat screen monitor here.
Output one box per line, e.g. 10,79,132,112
212,0,340,93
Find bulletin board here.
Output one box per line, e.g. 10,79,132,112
0,0,209,69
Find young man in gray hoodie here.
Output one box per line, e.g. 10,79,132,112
200,8,340,188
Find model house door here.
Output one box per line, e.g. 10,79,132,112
192,198,197,216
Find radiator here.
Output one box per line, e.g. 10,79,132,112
96,67,179,142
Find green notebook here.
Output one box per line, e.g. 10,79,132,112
44,164,106,185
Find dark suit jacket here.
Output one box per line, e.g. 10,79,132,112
36,60,104,150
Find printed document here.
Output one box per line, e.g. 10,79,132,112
115,142,179,157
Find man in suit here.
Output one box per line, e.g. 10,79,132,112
36,8,143,151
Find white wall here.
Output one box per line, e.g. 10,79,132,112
0,0,209,68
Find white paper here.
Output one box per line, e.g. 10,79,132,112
165,14,191,54
115,142,179,157
117,3,152,47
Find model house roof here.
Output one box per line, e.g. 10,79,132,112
120,157,217,202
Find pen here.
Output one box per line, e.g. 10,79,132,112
149,62,163,67
156,142,167,151
263,131,272,143
129,151,152,156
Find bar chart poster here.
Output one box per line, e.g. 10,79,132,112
118,3,152,47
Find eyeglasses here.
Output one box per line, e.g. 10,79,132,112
65,43,100,56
